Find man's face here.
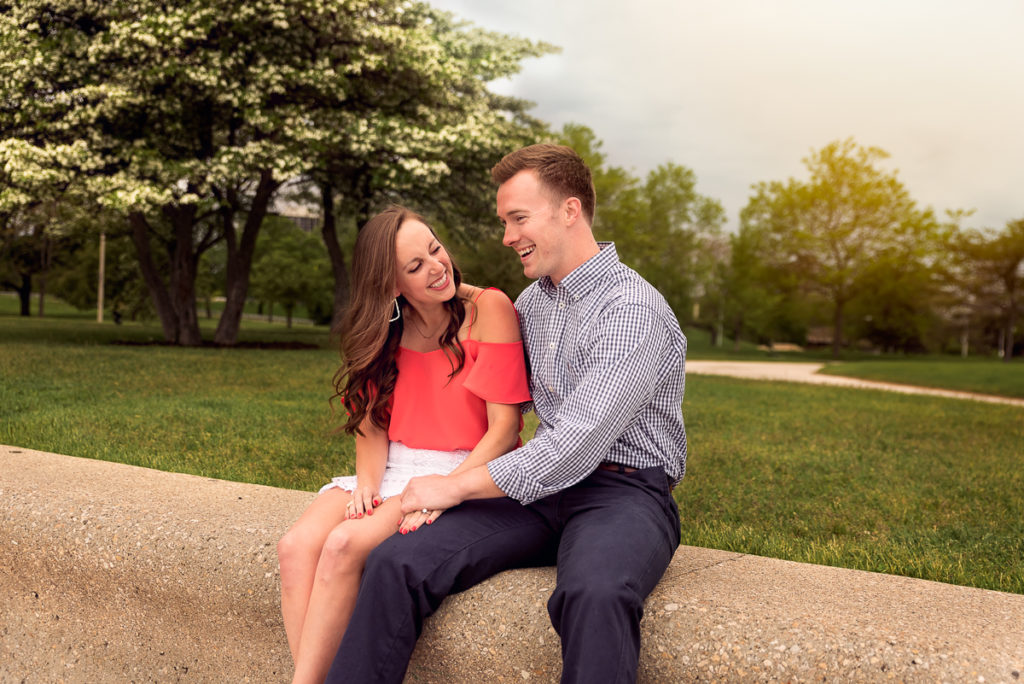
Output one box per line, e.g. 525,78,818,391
497,170,569,284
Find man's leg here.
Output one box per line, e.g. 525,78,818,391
326,496,557,684
547,467,680,684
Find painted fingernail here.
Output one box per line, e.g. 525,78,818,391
426,519,432,525
373,498,381,505
358,513,363,518
411,526,417,532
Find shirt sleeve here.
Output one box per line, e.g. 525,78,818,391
462,341,532,405
487,302,671,504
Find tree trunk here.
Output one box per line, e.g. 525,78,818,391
320,181,350,331
36,232,50,317
15,274,31,316
130,212,179,342
164,206,203,346
214,170,279,346
831,298,845,359
1004,298,1017,362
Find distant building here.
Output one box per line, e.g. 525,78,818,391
804,326,833,347
277,212,320,233
272,180,321,233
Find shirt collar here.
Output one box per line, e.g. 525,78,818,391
538,242,618,300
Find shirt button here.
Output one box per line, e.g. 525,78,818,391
549,342,555,349
559,302,565,309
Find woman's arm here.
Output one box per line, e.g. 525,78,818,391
449,400,520,474
451,288,524,473
350,418,389,517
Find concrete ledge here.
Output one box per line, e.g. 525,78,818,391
3,444,1022,683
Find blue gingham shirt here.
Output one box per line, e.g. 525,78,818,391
488,243,687,504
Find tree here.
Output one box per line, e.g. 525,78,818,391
717,222,786,348
741,139,941,357
958,218,1024,360
556,124,725,325
304,6,554,325
1,1,551,344
250,217,332,327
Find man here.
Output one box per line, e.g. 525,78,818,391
327,144,687,683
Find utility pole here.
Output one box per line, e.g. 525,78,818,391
96,232,106,322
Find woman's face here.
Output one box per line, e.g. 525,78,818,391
393,219,456,308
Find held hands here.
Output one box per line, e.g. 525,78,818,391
397,473,464,534
398,507,443,535
401,474,463,514
346,484,381,519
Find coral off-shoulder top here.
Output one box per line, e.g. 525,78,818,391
388,296,531,452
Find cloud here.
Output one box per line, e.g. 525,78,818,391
431,0,1024,229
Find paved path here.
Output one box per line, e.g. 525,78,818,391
686,360,1024,408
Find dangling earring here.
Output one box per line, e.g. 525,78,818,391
388,297,401,323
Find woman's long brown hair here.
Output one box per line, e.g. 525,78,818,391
333,206,467,436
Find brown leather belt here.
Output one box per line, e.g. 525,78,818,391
596,462,638,474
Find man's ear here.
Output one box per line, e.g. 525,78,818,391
563,197,583,225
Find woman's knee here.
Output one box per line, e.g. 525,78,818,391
278,524,318,571
317,526,373,577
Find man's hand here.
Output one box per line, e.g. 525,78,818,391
400,474,464,515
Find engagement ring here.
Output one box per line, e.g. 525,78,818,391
421,509,429,514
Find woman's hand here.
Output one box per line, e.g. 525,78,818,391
399,508,443,534
346,485,381,519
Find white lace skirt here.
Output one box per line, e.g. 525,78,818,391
319,441,470,500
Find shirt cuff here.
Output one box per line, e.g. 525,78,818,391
487,454,544,505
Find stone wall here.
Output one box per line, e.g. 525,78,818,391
3,445,1022,682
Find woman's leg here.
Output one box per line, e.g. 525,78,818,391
291,496,405,684
277,488,351,660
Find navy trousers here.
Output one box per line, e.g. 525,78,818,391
325,466,680,684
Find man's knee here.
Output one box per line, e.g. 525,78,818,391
548,574,643,622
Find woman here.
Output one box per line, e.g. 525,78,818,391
277,206,530,684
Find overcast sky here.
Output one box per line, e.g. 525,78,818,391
428,0,1023,232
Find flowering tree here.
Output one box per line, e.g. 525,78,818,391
0,0,551,344
300,6,553,324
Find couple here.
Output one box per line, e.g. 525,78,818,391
279,144,688,684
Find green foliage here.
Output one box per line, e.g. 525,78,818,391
0,0,555,343
250,217,333,325
953,218,1024,359
738,139,947,355
556,123,726,325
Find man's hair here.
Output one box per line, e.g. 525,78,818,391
491,144,596,224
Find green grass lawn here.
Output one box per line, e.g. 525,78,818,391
819,359,1024,399
679,375,1023,594
2,311,1022,594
